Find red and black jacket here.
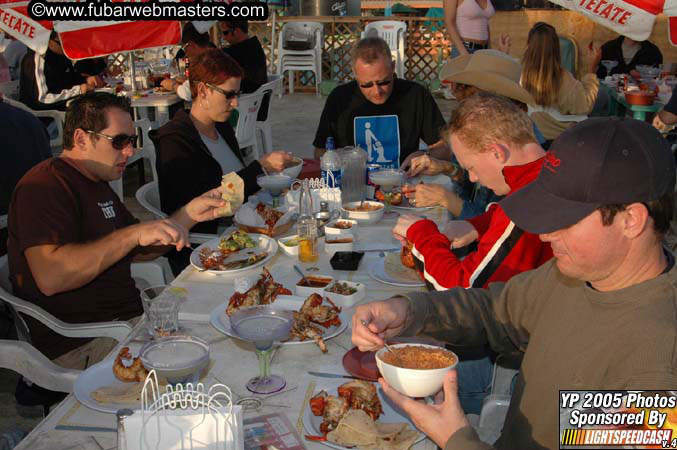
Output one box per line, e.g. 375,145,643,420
408,157,553,290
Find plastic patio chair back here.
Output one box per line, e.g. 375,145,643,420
558,35,578,76
3,96,65,155
255,74,283,155
0,79,19,100
362,21,407,78
277,22,323,95
109,118,157,199
235,90,265,164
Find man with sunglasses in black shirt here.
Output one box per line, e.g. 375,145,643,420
313,37,447,167
7,93,231,371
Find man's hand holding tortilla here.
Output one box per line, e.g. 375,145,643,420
380,370,470,448
351,297,409,352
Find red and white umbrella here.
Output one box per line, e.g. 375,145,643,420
0,0,53,54
0,0,181,58
546,0,677,44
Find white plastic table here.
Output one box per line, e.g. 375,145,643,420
15,210,448,450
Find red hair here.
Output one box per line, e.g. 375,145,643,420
189,48,244,98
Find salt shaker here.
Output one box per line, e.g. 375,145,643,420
116,408,134,450
314,201,331,237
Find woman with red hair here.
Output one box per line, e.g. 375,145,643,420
151,49,291,272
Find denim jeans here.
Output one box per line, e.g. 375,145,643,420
456,356,494,414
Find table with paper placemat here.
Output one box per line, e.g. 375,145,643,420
15,209,449,450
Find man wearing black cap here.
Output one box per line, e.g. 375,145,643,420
351,117,677,449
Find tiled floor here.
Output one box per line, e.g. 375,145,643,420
0,91,456,440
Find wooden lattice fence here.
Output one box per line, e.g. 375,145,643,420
244,16,452,92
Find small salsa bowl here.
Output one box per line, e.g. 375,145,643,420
341,201,384,225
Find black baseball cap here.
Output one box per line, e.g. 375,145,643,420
501,117,675,234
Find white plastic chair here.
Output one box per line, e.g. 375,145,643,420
109,118,157,200
476,357,519,444
3,97,65,155
277,21,323,96
0,79,19,100
255,74,283,155
361,21,407,79
235,90,265,165
135,181,216,245
0,254,133,392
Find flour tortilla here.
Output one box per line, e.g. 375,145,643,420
220,172,245,216
384,253,421,283
327,409,419,450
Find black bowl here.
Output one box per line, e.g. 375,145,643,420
330,251,364,271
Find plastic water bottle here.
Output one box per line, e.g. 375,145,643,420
321,137,342,188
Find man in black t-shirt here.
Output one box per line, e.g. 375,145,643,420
313,37,447,168
7,93,232,366
595,36,662,79
220,20,268,93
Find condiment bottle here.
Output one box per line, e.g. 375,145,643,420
314,201,331,237
297,179,318,263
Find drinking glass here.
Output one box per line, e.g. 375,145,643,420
230,306,294,394
141,285,186,337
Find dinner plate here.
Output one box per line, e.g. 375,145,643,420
368,260,425,288
189,234,277,274
74,352,142,413
342,347,380,381
209,295,349,346
302,379,424,449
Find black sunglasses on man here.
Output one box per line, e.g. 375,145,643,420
85,130,138,150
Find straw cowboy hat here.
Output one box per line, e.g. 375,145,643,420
439,50,535,106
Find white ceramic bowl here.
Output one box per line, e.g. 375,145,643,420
323,280,365,307
282,157,304,179
278,235,300,256
375,343,458,397
324,219,358,236
295,275,334,298
325,235,354,254
140,336,210,385
341,201,385,225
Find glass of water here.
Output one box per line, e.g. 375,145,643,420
140,286,186,337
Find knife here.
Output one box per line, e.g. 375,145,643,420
307,371,361,380
359,248,400,253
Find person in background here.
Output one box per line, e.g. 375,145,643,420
1,34,27,80
161,22,213,101
0,94,52,256
313,37,447,166
520,22,602,141
653,88,677,133
151,49,292,274
443,0,494,57
220,20,268,94
595,36,662,78
352,117,677,450
20,32,104,111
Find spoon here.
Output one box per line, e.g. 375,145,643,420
359,319,400,361
294,265,307,284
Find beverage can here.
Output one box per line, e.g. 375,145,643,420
366,164,381,186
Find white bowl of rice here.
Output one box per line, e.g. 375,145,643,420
375,343,458,397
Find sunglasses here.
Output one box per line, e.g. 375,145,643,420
222,28,235,35
206,83,241,100
358,77,392,89
85,130,138,150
